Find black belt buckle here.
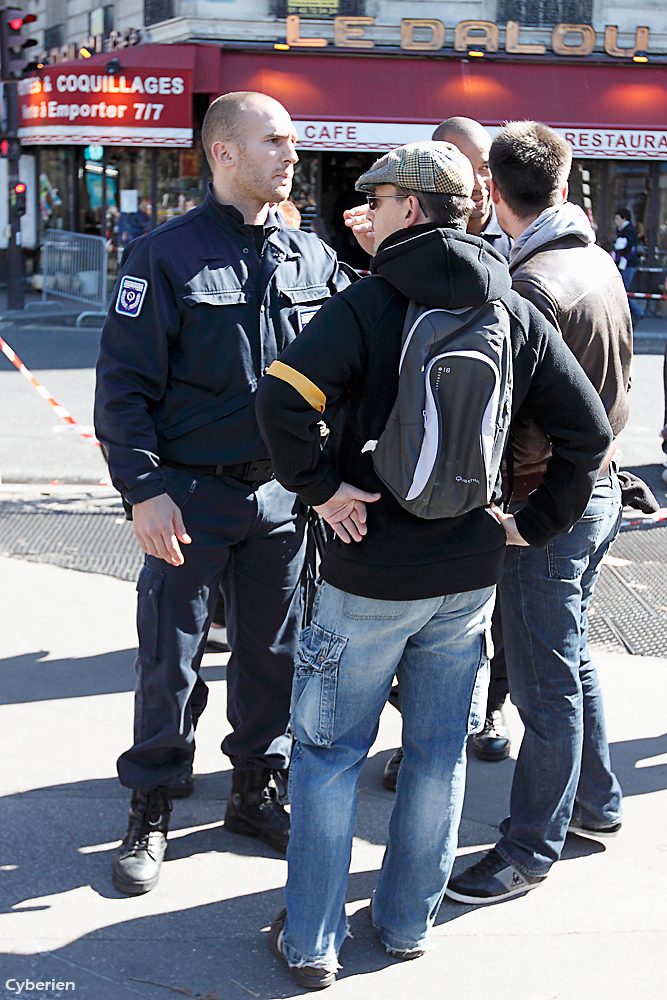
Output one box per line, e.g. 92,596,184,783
243,459,274,483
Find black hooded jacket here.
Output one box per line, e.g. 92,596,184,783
256,224,612,601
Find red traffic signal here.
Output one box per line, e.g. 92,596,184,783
12,180,27,215
9,11,35,28
0,139,9,157
1,7,39,79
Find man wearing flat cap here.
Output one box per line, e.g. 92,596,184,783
256,141,613,987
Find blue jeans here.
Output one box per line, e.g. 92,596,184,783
282,581,496,968
496,473,623,876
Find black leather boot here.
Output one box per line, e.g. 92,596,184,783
224,767,290,854
167,757,194,799
472,706,511,761
112,787,172,894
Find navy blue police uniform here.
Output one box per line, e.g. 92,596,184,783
95,186,351,793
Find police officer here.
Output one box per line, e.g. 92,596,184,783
95,91,351,895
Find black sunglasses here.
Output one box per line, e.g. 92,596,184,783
366,194,408,211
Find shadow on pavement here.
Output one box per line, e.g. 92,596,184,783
0,650,227,705
0,326,102,372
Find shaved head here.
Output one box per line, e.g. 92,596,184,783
202,91,289,169
431,117,493,229
432,116,491,147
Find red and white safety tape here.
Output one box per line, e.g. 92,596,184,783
0,332,99,446
627,292,667,300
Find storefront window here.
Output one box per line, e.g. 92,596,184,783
606,162,651,259
39,148,73,234
568,160,605,242
155,147,205,226
655,165,667,268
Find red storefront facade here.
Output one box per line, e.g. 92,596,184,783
16,42,667,268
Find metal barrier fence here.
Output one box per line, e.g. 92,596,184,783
42,230,108,313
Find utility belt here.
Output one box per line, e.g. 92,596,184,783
162,458,274,484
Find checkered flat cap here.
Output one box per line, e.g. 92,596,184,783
356,141,474,197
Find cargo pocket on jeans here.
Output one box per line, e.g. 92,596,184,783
467,628,492,734
136,566,164,666
291,622,348,747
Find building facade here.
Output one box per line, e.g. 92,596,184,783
9,0,667,278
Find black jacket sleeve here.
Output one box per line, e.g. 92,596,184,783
505,294,613,547
94,236,180,506
256,288,366,506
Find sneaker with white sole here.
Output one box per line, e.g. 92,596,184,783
268,909,337,990
445,848,546,904
567,818,622,840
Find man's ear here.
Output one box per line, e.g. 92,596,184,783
210,140,236,170
404,194,426,229
562,181,569,203
490,177,501,206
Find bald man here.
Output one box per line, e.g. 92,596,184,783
432,117,511,262
95,91,351,894
345,116,511,263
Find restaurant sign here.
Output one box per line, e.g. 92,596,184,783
295,121,667,160
17,66,193,147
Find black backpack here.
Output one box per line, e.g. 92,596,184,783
366,301,513,519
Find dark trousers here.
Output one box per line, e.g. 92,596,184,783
488,601,509,713
117,466,307,792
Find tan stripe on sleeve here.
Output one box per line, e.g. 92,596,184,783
266,360,327,414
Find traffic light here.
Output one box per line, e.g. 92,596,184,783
13,180,27,215
0,8,38,80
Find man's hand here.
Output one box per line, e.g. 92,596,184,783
133,493,192,565
343,205,375,258
489,503,530,547
314,482,381,544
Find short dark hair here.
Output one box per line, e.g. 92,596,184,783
616,207,632,222
396,187,472,229
489,121,572,219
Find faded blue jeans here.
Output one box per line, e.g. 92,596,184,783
496,472,623,877
282,581,495,968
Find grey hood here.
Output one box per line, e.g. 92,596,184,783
510,203,595,272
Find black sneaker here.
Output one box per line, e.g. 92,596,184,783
471,708,511,761
567,819,622,840
445,848,546,904
268,909,337,990
112,787,172,895
166,757,194,799
224,767,290,854
382,748,403,791
387,945,426,961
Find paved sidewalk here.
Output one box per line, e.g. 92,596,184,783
0,554,665,1000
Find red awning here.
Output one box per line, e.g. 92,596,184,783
18,44,196,147
212,50,667,131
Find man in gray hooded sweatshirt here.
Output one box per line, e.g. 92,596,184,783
447,121,632,906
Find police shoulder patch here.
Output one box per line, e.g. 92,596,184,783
116,275,148,318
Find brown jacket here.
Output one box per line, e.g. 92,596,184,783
510,231,632,499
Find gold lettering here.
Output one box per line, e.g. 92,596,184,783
505,21,546,54
604,25,649,58
400,19,445,51
334,16,375,49
551,23,596,56
285,15,327,48
454,21,499,53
